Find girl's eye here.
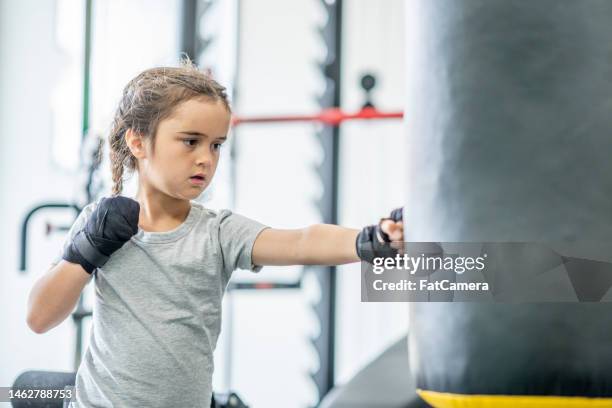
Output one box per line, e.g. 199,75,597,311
213,143,224,151
183,139,198,147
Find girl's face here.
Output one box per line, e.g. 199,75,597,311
138,97,230,199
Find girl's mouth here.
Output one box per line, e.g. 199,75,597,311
189,176,205,185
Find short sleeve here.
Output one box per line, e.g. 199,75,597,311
217,210,269,277
49,202,96,268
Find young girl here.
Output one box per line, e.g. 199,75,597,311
27,60,403,407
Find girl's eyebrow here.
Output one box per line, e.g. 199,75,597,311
179,131,207,137
178,131,227,141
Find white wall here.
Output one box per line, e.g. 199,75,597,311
228,0,325,405
228,0,407,406
336,0,408,387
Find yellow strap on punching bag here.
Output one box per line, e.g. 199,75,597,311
418,390,612,408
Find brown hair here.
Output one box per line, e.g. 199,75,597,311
108,59,231,195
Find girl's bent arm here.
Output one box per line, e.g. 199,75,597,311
27,261,93,334
252,224,360,266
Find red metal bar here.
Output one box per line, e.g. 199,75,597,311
232,107,403,127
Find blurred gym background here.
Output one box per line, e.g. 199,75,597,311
0,0,405,406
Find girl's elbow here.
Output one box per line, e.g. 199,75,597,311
26,304,52,334
26,313,47,334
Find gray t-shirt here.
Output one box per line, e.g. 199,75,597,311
51,197,268,407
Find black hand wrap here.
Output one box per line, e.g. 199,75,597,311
63,196,140,274
355,207,403,264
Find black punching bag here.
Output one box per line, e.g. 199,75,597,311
404,1,612,407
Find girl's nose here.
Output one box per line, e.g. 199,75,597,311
196,151,213,167
196,158,211,168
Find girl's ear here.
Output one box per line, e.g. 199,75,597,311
125,128,146,159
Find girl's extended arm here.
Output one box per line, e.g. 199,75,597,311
252,225,360,266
